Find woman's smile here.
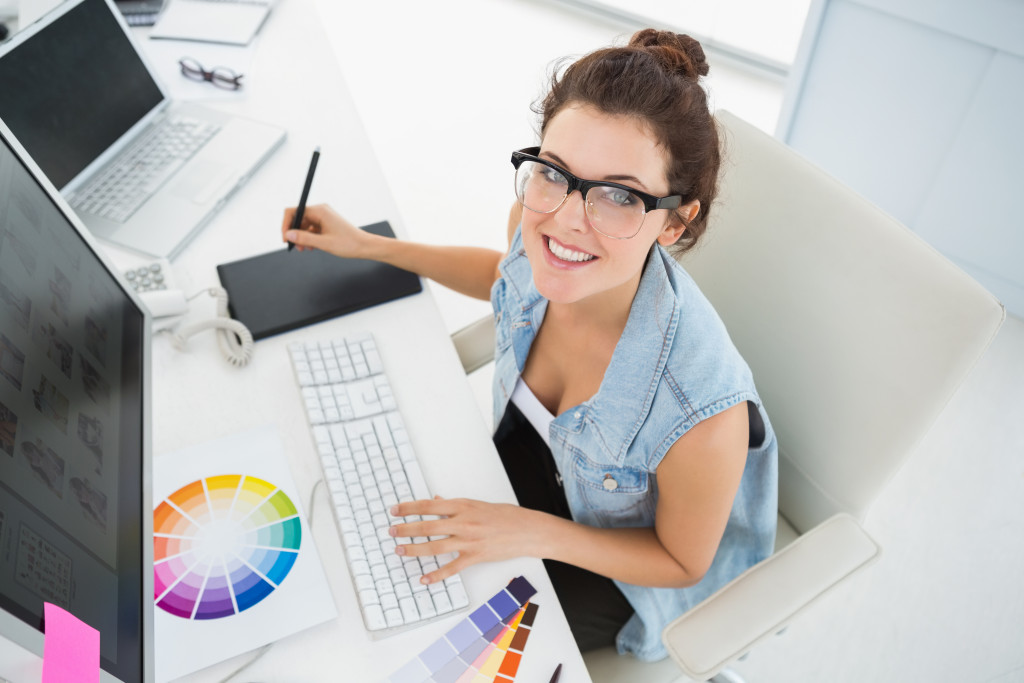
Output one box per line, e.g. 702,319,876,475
544,235,598,267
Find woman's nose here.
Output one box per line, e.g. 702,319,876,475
553,189,590,233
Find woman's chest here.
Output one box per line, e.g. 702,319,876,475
520,321,617,417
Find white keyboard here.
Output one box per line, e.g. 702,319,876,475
72,115,219,223
288,332,470,634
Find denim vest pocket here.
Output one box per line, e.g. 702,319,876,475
573,456,654,528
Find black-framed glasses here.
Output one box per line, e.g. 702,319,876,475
178,57,244,90
511,147,682,239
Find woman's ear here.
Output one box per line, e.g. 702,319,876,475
657,200,699,246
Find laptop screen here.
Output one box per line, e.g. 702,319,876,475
0,0,164,190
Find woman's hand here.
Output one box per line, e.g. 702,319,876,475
389,497,542,585
281,203,373,258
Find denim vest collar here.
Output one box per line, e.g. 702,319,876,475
496,239,681,467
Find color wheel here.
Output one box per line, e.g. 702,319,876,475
153,474,301,620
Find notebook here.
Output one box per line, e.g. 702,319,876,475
217,221,424,340
149,0,273,46
0,0,285,260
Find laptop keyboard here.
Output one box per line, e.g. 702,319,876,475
71,115,219,223
288,332,470,634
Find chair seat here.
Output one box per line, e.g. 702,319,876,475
584,645,690,683
774,513,799,551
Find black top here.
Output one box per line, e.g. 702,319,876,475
493,400,634,652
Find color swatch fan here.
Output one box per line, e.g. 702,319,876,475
153,474,301,620
389,576,540,683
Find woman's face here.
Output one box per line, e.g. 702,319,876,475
520,104,687,308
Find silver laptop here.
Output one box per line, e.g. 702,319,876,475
0,0,286,260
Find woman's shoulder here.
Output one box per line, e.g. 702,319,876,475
651,248,758,413
652,247,742,360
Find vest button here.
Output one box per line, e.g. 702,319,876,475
602,475,617,491
574,411,582,420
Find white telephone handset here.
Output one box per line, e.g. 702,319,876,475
126,260,254,366
169,286,254,367
139,288,189,319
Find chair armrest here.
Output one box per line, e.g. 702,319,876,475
662,513,881,680
451,315,495,374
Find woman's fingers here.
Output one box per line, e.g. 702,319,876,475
390,497,462,518
389,518,446,539
387,498,537,588
394,536,455,558
423,554,469,585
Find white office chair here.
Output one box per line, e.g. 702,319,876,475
450,110,1005,682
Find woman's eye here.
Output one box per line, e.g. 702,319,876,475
540,167,566,184
598,187,637,207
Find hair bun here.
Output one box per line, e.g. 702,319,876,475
629,29,709,80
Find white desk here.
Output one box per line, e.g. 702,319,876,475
114,0,591,681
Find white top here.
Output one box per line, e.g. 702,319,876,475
510,377,555,447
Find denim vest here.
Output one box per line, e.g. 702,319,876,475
490,227,778,661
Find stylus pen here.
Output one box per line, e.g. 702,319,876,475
288,146,320,251
548,663,562,682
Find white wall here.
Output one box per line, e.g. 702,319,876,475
778,0,1024,318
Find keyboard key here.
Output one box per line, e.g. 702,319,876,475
403,461,431,501
433,592,454,614
414,591,437,619
385,608,404,628
399,597,419,622
364,605,388,631
449,582,470,609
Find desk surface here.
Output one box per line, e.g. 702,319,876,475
110,0,592,680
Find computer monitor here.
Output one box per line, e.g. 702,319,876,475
0,116,153,682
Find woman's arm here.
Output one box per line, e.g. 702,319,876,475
390,401,750,588
282,203,504,301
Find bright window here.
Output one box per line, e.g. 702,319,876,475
556,0,814,69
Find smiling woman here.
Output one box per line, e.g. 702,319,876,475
281,28,777,664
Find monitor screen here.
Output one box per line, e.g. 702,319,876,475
0,121,150,681
0,0,164,190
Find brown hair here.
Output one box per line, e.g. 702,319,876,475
535,29,720,253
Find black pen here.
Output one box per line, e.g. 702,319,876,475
549,663,562,683
287,146,320,251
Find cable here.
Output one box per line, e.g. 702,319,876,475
307,478,325,528
169,287,254,366
216,643,272,683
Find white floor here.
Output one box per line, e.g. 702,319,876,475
313,1,1024,681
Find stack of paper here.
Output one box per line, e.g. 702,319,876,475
150,0,272,46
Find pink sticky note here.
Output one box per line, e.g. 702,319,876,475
43,602,100,683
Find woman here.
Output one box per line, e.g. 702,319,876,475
282,29,777,661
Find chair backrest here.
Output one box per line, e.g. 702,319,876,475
677,111,1004,533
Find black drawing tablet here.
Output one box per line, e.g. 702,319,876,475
217,221,422,340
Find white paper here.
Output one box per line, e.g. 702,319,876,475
152,424,337,682
150,0,271,46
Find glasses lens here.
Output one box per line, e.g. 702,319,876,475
585,185,646,238
210,68,242,90
515,160,568,213
179,58,205,80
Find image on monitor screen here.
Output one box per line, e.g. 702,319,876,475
0,121,151,682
